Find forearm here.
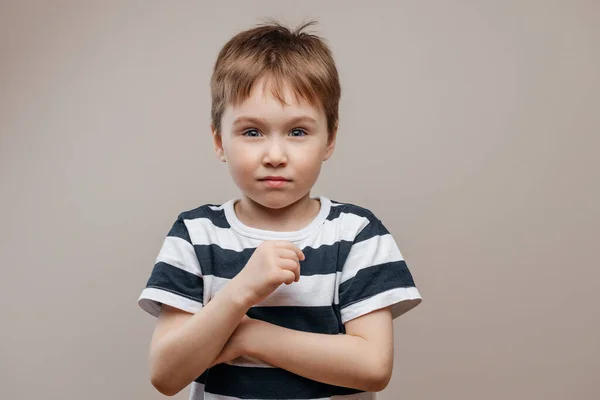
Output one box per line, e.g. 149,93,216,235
246,320,390,392
150,282,250,395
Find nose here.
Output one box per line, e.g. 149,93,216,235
262,138,287,167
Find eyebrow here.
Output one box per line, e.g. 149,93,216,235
232,116,318,127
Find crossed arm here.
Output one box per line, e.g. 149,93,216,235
149,289,396,396
210,306,395,392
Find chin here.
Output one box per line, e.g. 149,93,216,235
246,192,303,209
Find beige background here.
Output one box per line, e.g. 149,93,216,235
1,1,599,399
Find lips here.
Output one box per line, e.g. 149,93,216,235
259,176,290,181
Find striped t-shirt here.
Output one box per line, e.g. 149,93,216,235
138,195,422,400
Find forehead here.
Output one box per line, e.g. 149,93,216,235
223,77,324,122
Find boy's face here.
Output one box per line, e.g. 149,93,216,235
213,77,336,209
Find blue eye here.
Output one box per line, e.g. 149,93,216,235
242,129,307,137
243,129,261,137
290,129,307,137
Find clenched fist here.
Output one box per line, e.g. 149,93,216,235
230,240,305,308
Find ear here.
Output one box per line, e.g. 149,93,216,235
323,122,338,161
211,124,227,163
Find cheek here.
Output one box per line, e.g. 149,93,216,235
226,149,259,178
294,153,324,175
226,145,254,165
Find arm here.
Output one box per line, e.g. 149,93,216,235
244,307,394,392
148,239,305,396
149,281,250,396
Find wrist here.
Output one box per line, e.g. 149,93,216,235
213,280,252,318
219,278,254,311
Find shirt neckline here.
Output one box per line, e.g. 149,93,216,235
223,195,331,241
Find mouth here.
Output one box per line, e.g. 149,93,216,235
258,177,291,188
258,177,291,181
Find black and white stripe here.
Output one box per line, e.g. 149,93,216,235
138,196,422,400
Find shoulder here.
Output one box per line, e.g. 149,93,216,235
174,200,230,227
329,198,380,221
177,202,221,220
327,198,384,238
163,201,233,243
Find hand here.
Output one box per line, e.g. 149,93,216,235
210,315,255,367
231,240,305,307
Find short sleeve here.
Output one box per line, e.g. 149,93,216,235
137,215,204,318
338,216,422,324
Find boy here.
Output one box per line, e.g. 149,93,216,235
138,20,422,400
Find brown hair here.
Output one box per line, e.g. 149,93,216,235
210,19,341,138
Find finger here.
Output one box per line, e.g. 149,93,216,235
274,241,305,261
279,258,301,282
283,242,305,261
276,249,301,281
277,248,300,262
279,269,297,285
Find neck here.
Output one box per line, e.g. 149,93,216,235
234,193,320,232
